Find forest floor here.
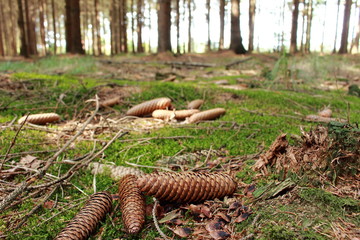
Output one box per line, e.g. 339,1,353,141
0,52,359,240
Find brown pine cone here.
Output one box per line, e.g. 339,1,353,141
187,99,204,109
118,174,145,234
187,108,226,123
18,113,60,125
126,97,171,117
54,191,112,240
137,172,236,203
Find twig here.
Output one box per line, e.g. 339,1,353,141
125,161,173,172
0,115,17,132
0,96,100,212
240,233,255,240
225,57,253,69
0,113,29,170
0,149,58,158
13,186,59,229
152,198,170,240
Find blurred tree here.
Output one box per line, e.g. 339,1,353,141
137,0,144,52
290,0,299,54
305,0,313,53
175,0,180,53
230,0,246,54
248,0,256,53
157,0,171,52
206,0,211,51
219,0,225,50
350,4,360,53
187,0,192,52
65,0,84,54
94,0,102,55
339,0,352,53
51,0,57,54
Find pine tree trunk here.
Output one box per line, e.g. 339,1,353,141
82,0,88,53
94,0,102,55
290,0,299,54
175,0,180,53
339,0,352,54
350,5,360,53
9,0,17,55
25,0,37,55
187,0,192,52
18,0,29,57
65,0,84,54
219,0,225,50
51,0,57,54
0,0,7,56
137,0,144,53
230,0,246,54
91,10,96,54
131,0,135,53
305,0,313,53
122,0,128,53
333,0,341,53
320,0,328,53
0,4,4,57
148,0,152,52
206,0,211,51
39,0,47,55
248,0,256,53
157,0,171,52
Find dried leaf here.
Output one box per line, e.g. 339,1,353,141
235,212,251,223
19,155,42,169
43,200,55,209
159,209,182,224
228,201,241,211
172,227,192,238
208,230,231,240
215,212,231,223
244,184,256,197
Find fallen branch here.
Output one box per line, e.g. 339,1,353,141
0,96,100,212
225,57,253,69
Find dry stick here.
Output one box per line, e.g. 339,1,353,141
152,198,170,240
0,113,29,170
0,96,100,212
13,186,59,229
0,149,58,158
29,130,128,190
0,115,18,132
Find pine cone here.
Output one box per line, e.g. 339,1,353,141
18,113,60,125
89,163,144,180
126,97,171,117
100,96,121,108
152,109,200,120
118,175,145,234
187,108,226,123
137,172,236,203
54,191,112,240
187,99,204,109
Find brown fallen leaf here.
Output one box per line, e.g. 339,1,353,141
43,200,55,209
159,209,182,224
208,230,231,240
215,212,231,223
19,155,43,169
172,227,192,238
235,212,251,223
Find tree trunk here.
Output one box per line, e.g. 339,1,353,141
333,0,341,53
305,0,313,53
290,0,299,54
18,0,29,57
82,0,88,53
339,0,352,54
65,0,84,54
25,0,37,55
9,0,17,55
219,0,225,50
187,0,192,52
157,0,171,52
91,9,96,54
94,0,102,55
39,0,47,55
320,0,328,53
206,0,211,51
148,0,152,52
0,3,4,57
118,0,127,53
51,0,57,54
131,0,135,53
350,5,360,53
175,0,180,53
137,0,144,53
230,0,246,54
248,0,256,53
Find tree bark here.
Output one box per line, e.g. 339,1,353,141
219,0,225,50
333,0,341,53
131,0,135,53
65,0,84,54
350,5,360,53
25,0,37,55
137,0,144,52
187,0,192,52
304,0,313,53
94,0,102,55
0,0,7,56
51,0,57,54
206,0,211,51
290,0,299,54
39,0,47,55
338,0,352,54
248,0,256,53
91,8,96,54
320,0,328,53
175,0,180,53
18,0,29,57
157,0,171,52
0,2,4,57
9,0,17,55
230,0,246,54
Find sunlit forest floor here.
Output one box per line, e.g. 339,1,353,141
0,52,359,239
